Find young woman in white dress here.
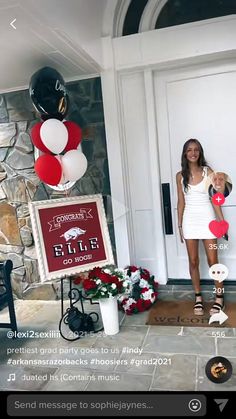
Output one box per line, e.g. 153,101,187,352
176,139,225,316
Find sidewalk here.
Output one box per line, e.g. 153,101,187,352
0,289,236,392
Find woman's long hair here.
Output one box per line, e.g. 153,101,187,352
181,139,207,192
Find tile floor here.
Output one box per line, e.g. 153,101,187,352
0,287,235,392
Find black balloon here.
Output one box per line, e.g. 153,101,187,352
29,66,69,120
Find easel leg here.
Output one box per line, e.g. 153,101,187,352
60,278,64,318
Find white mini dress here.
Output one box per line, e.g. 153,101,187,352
182,167,216,239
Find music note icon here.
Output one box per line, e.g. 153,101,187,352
7,373,16,381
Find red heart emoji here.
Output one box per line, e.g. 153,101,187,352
209,220,229,238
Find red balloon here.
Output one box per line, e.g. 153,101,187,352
34,154,62,186
63,121,82,152
31,122,52,154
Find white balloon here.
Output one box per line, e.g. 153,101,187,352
40,119,68,154
61,150,88,182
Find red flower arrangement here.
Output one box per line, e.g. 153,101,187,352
74,266,129,300
118,265,158,315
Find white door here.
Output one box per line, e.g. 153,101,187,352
155,61,236,280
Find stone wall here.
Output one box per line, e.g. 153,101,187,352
0,78,115,299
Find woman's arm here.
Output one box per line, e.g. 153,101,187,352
211,200,228,239
176,172,185,243
212,204,224,221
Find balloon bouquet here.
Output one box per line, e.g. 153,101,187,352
29,67,87,187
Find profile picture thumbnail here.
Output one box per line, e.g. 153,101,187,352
208,172,232,198
205,356,232,384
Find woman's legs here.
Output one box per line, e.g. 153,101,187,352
202,238,218,266
203,239,224,313
185,239,203,314
185,239,200,292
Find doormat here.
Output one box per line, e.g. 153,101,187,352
146,300,236,327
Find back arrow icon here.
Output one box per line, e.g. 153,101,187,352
10,19,16,29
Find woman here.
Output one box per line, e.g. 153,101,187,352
176,139,225,316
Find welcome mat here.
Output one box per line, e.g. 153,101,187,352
146,300,236,327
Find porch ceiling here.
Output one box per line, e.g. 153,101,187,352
0,0,108,92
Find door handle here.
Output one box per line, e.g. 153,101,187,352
162,183,173,235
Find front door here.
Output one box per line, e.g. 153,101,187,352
155,61,236,280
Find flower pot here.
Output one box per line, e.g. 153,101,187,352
99,296,119,335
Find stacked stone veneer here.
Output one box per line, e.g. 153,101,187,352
0,78,115,299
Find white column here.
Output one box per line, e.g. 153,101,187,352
143,69,168,283
101,37,131,268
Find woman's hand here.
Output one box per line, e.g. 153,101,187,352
178,226,185,243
